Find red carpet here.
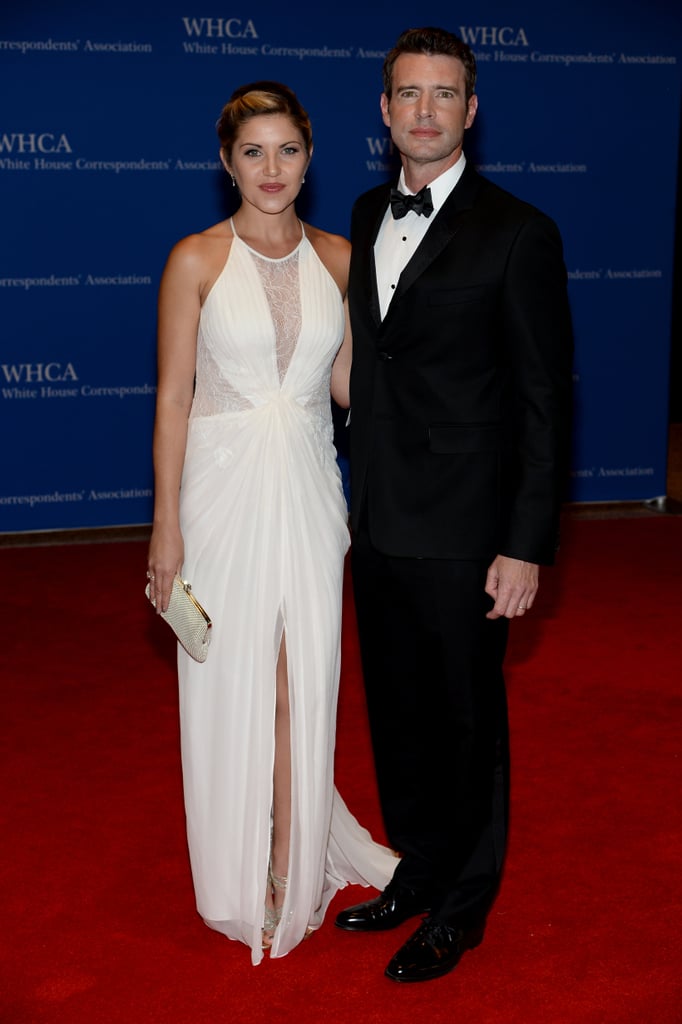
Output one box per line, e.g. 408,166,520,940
1,516,681,1023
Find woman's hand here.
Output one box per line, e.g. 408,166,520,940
147,523,184,613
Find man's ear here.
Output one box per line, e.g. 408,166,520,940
380,92,391,128
465,94,478,130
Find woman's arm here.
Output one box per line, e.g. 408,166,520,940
308,226,353,409
331,296,352,409
147,236,204,612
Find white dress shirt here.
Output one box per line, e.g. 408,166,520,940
374,154,467,320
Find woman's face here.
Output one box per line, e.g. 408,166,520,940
224,113,310,215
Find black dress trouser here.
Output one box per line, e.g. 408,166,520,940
351,525,510,928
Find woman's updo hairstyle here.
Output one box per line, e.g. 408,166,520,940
217,80,313,163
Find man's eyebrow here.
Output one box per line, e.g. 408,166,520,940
396,82,460,91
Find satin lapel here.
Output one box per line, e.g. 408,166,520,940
390,164,482,307
354,190,391,328
369,248,381,327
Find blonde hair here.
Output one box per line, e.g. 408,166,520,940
217,80,313,163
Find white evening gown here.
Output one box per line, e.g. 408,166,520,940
177,221,396,965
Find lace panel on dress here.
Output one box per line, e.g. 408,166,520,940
252,250,301,384
191,332,254,416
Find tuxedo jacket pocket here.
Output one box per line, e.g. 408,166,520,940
428,423,502,454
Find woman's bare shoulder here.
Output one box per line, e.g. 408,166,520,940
167,220,231,265
304,223,350,293
304,222,350,254
162,221,233,300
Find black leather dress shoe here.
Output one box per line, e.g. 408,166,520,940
384,918,485,982
334,882,432,932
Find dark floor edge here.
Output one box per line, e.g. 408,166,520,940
0,524,152,548
2,497,681,549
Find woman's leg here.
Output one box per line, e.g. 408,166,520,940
263,634,291,945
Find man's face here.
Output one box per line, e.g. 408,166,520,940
381,52,477,173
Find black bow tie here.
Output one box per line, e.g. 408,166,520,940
390,185,434,219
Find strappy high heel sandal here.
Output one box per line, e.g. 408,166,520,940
269,865,288,900
262,906,280,950
262,864,287,950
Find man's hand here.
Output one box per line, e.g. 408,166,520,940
485,555,539,619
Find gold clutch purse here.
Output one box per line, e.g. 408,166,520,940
145,575,212,663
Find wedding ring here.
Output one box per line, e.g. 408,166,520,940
518,605,525,611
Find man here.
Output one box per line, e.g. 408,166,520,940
335,27,574,983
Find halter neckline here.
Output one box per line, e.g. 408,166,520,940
230,218,306,262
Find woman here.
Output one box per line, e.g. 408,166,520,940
146,81,396,965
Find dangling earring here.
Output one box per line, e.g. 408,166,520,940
301,176,305,184
230,174,236,187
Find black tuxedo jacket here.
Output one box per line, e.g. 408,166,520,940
348,161,574,565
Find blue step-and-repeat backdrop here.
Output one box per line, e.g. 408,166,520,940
1,2,680,533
